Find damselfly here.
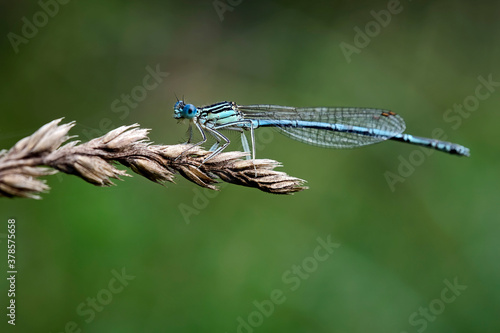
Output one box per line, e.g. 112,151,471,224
173,100,470,161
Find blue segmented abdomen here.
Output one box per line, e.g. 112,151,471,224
251,119,470,156
390,133,470,156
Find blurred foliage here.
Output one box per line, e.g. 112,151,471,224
1,0,499,332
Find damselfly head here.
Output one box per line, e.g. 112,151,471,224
174,100,198,119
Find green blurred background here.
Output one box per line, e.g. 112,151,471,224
1,1,499,332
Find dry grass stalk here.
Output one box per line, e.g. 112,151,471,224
0,119,307,199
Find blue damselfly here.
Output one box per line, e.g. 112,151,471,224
173,100,470,161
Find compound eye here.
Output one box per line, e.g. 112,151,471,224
183,104,197,118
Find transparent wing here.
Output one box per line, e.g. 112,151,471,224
238,104,406,149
